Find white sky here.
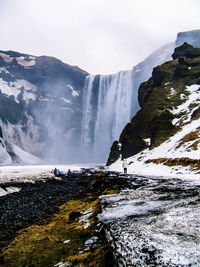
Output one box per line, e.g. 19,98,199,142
0,0,200,74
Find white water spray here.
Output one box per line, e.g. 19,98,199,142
81,70,140,162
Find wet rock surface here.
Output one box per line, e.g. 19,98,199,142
98,175,200,266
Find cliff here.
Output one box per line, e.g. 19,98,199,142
107,43,200,169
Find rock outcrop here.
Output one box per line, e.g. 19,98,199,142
107,43,200,164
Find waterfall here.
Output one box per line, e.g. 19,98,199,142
81,70,140,163
80,42,176,163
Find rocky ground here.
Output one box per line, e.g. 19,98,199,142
98,175,200,266
1,171,200,266
0,171,132,266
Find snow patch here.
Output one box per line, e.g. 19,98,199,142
16,56,36,67
79,207,93,229
109,118,200,183
144,138,151,146
63,239,71,244
23,90,36,102
0,78,21,102
67,84,79,97
0,53,13,63
13,79,37,91
0,143,12,165
0,187,8,196
61,97,71,104
172,84,200,116
0,78,37,103
0,186,21,197
12,144,43,165
98,199,171,223
0,67,7,74
5,186,21,193
0,164,100,183
169,87,176,95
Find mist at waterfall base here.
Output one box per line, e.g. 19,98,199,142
30,71,139,164
32,79,83,164
81,71,139,163
32,71,139,164
31,43,174,164
74,43,174,164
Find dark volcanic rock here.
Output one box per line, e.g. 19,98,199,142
0,178,85,251
172,42,200,60
0,173,134,253
107,43,200,163
106,141,121,166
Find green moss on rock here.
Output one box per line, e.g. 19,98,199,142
1,196,114,267
172,42,200,59
107,43,200,164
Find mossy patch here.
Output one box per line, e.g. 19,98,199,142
146,157,200,170
107,43,200,164
0,195,114,267
176,128,200,149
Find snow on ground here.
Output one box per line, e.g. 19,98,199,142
172,84,200,125
109,84,200,184
172,85,200,115
109,118,200,184
98,183,200,266
0,164,100,184
12,144,43,165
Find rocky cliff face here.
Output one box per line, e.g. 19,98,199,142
0,30,200,165
107,42,200,165
0,51,88,164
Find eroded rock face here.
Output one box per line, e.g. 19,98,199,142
107,43,200,162
0,50,88,163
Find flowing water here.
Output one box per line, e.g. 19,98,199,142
98,175,200,266
81,71,139,162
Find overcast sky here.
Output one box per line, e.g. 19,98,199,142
0,0,199,74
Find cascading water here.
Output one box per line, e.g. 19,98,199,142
81,70,140,163
80,42,176,163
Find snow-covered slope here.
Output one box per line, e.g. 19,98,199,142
0,30,200,165
108,43,200,179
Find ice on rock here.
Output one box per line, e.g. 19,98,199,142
99,177,200,266
98,198,171,223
